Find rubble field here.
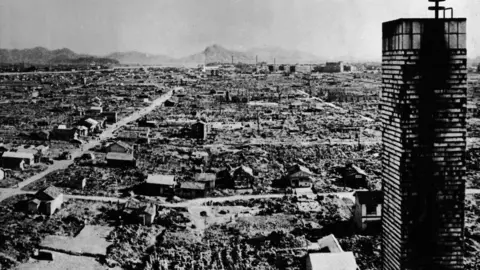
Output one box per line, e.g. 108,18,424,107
39,225,114,257
22,164,145,197
101,194,480,270
0,195,118,269
1,65,480,270
0,70,162,135
105,195,380,270
144,73,381,146
22,143,382,198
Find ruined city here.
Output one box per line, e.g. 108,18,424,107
0,0,479,269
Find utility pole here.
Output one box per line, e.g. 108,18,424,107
257,111,261,134
357,128,361,150
219,97,222,114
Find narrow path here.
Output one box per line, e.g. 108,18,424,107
22,190,356,207
3,184,480,227
65,194,127,203
5,188,479,207
163,191,356,208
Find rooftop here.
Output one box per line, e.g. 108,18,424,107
84,118,99,126
194,173,216,182
36,185,62,200
1,151,35,159
235,165,253,176
308,252,358,270
138,203,156,215
350,164,367,176
110,141,133,150
106,152,134,161
287,164,313,175
383,18,467,25
194,121,207,125
317,234,343,253
146,174,176,186
180,181,206,190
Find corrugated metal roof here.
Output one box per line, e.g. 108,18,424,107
351,164,367,176
1,151,34,159
84,118,99,126
194,173,216,182
180,181,206,190
36,185,62,200
235,166,253,176
109,141,132,150
317,234,343,253
146,174,175,186
287,164,313,176
106,152,134,161
30,199,41,205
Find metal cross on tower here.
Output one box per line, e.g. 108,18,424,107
428,0,446,19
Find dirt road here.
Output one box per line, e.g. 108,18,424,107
4,187,480,206
0,89,172,203
161,191,356,208
64,194,128,203
63,191,356,207
167,188,480,208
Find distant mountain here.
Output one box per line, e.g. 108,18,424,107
176,44,324,65
246,46,322,64
0,45,347,66
0,47,118,65
107,51,174,65
179,44,254,64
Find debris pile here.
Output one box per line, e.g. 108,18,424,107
0,195,116,269
106,224,163,269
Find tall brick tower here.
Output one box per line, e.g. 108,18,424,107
381,1,467,269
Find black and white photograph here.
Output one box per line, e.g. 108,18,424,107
0,0,478,269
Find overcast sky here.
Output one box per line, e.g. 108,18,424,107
0,0,478,60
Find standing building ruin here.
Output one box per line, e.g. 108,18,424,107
381,6,467,269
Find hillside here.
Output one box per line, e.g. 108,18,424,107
179,44,254,64
176,45,324,65
0,45,327,66
246,46,322,64
107,51,174,65
0,47,119,65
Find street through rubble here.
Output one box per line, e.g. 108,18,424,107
0,88,172,203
